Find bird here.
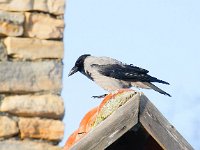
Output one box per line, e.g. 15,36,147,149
68,54,171,97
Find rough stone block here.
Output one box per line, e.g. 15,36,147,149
0,10,24,36
24,12,64,39
0,116,19,138
0,0,65,15
0,94,64,119
0,39,7,61
4,37,64,60
47,0,65,15
0,10,24,24
0,140,62,150
0,61,62,93
18,117,64,141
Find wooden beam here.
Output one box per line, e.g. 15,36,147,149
71,93,140,150
139,94,194,150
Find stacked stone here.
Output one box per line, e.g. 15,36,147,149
0,0,65,150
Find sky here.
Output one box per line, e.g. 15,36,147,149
61,0,200,149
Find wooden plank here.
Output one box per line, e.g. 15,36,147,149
139,94,194,150
71,93,140,150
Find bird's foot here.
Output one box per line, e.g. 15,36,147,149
92,94,107,98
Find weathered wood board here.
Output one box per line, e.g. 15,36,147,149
71,93,140,150
139,94,194,150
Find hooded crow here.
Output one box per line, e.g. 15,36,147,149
68,54,171,97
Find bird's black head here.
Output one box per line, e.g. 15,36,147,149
68,54,91,76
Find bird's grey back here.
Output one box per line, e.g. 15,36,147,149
85,56,123,66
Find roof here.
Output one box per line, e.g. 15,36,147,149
68,91,193,150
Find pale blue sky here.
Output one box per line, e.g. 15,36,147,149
62,0,200,149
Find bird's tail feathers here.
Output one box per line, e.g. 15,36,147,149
144,82,171,97
150,77,170,85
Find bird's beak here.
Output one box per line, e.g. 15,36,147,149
68,66,78,77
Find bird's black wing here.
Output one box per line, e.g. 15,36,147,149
91,64,169,84
91,64,151,81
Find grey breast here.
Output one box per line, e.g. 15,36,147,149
83,56,131,91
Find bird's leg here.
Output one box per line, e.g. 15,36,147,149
92,94,107,98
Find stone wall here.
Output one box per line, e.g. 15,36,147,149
0,0,65,150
